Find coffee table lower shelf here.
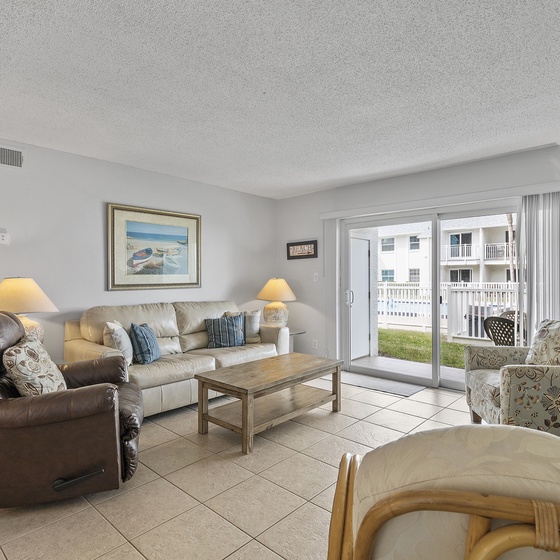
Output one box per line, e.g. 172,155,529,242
204,384,334,438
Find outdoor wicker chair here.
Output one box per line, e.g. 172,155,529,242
500,309,527,344
483,316,516,346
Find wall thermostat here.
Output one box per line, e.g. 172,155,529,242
0,229,10,245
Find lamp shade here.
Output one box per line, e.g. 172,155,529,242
0,277,59,313
256,278,296,326
256,278,297,302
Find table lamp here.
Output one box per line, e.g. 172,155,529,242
256,278,296,326
0,277,59,341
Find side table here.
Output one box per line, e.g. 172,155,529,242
288,328,306,352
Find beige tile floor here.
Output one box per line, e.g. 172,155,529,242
0,380,469,560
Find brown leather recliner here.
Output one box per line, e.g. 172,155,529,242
0,311,144,507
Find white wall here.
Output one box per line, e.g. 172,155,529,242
276,146,560,359
1,140,277,360
4,142,560,363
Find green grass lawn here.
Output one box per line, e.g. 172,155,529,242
378,328,465,369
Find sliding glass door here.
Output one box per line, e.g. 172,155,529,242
343,216,438,387
439,212,519,386
341,204,519,390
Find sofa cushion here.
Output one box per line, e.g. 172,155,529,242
128,353,216,390
3,335,67,396
526,319,560,365
80,303,181,355
173,301,239,351
206,315,245,348
130,323,161,364
190,343,277,368
225,310,261,343
103,321,133,366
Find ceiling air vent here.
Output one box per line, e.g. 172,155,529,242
0,147,23,168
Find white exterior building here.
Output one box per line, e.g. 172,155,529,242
378,215,517,284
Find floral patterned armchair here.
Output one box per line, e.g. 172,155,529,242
465,319,560,435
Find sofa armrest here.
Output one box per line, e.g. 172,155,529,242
500,365,560,435
464,345,530,371
0,384,118,428
260,325,289,355
116,382,144,441
0,383,121,507
64,338,122,363
59,355,128,388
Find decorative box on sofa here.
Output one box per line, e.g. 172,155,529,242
64,301,289,417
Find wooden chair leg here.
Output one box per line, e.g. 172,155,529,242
328,453,352,560
470,409,482,424
465,514,492,556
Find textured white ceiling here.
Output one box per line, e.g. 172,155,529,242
1,1,560,199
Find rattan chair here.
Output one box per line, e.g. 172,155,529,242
328,425,560,560
483,316,516,346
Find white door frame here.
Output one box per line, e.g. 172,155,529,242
350,235,373,360
341,213,440,387
339,201,520,388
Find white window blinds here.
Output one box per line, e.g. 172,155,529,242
519,192,560,342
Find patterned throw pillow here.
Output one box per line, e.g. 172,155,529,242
205,315,245,348
526,319,560,365
2,335,67,396
129,323,161,364
103,320,134,365
225,310,261,343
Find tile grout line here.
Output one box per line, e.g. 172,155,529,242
0,385,468,560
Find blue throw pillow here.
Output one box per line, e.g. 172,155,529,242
129,323,161,364
205,315,245,348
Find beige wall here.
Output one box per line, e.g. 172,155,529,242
275,146,560,358
0,140,277,361
3,141,560,362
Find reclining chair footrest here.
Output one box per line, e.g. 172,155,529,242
53,468,105,492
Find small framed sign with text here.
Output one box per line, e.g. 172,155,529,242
287,240,318,260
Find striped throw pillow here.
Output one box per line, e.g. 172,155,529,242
129,323,161,364
205,315,245,348
225,310,261,343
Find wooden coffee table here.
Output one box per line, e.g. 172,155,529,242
195,353,343,454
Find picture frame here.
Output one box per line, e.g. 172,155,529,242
108,203,201,290
287,240,318,260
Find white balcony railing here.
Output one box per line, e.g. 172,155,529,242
441,244,478,261
484,242,516,260
377,282,521,341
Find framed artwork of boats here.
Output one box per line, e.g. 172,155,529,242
108,203,201,290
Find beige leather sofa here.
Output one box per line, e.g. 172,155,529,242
64,301,289,416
